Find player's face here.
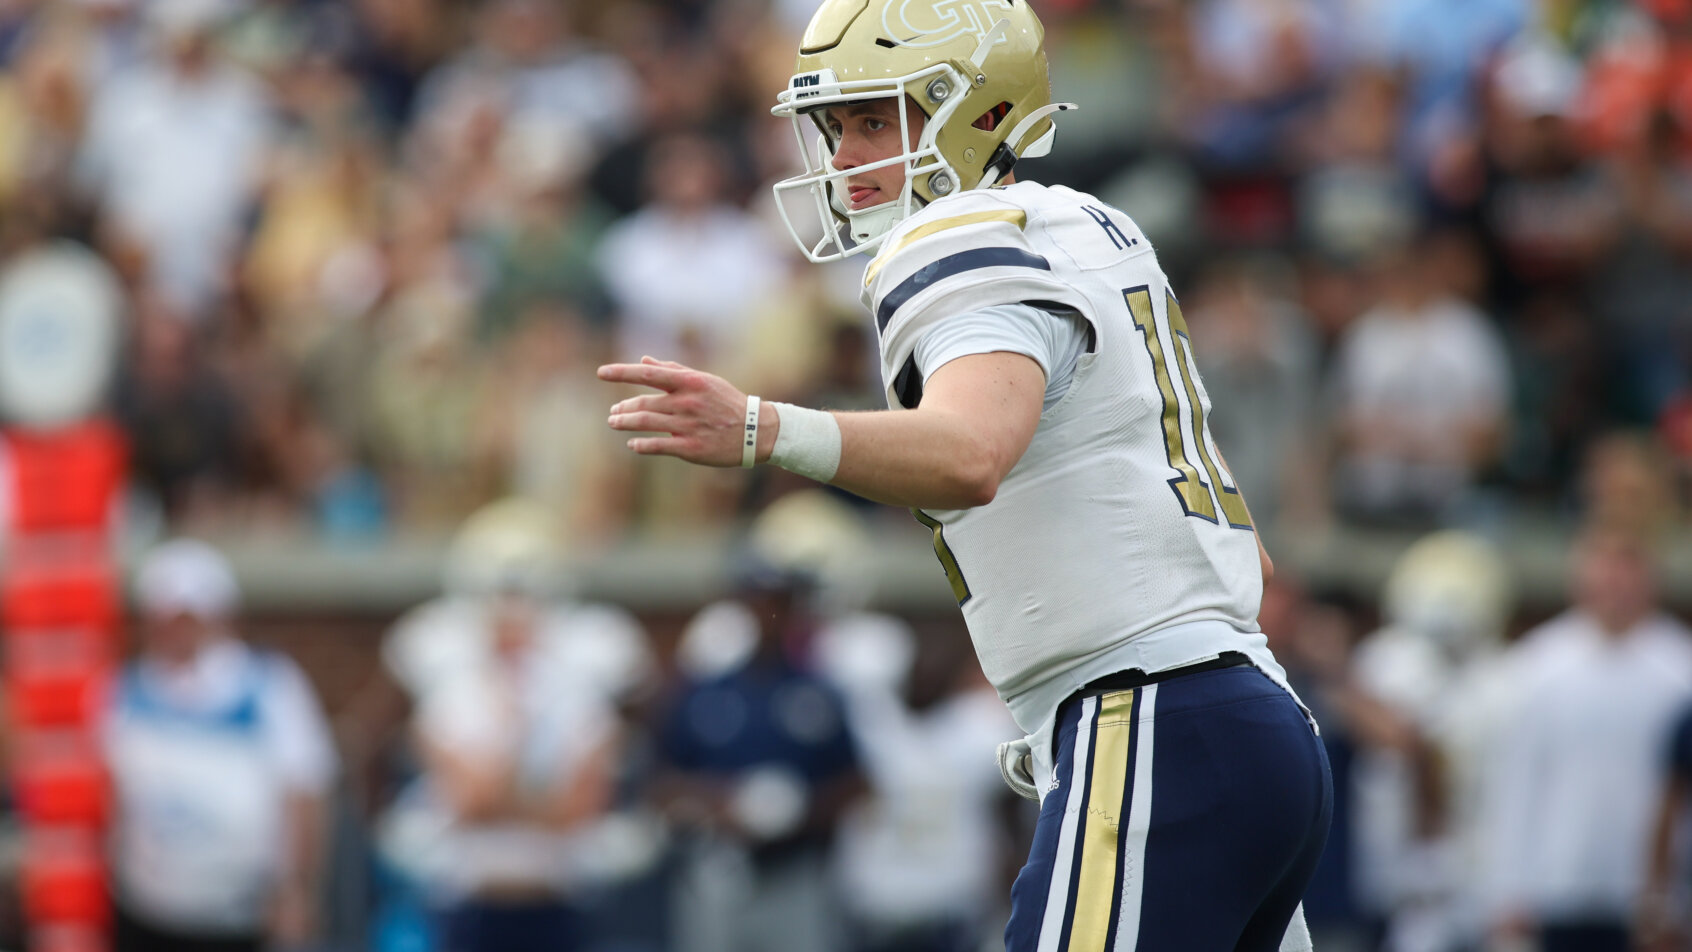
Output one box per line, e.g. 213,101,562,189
143,609,213,665
822,98,926,211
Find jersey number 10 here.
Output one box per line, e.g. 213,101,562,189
1125,286,1254,530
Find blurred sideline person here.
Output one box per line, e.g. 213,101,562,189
1257,579,1377,952
376,497,656,952
817,599,1025,952
1642,692,1692,952
754,490,1029,952
599,1,1331,949
1483,528,1692,952
1349,532,1516,952
106,540,337,952
657,497,866,952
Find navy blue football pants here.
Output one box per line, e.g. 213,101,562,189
1005,665,1332,952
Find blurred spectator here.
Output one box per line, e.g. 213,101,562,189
1481,33,1622,308
1350,532,1517,952
744,490,1024,952
1296,67,1417,267
1182,0,1341,171
106,539,337,952
1258,578,1377,952
481,303,637,543
362,277,497,529
1580,430,1685,541
1576,3,1692,160
585,20,745,217
1327,229,1512,526
596,131,787,366
1592,105,1692,422
112,291,247,523
377,498,655,952
1029,5,1157,192
468,120,615,340
795,319,883,417
77,0,276,316
1188,254,1321,533
1500,290,1607,501
1483,527,1692,952
1642,688,1692,952
1351,0,1529,205
413,0,638,160
819,616,1022,952
657,503,866,952
243,63,387,360
0,12,95,251
341,0,456,131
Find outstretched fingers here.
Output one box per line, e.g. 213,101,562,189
625,435,695,456
608,393,670,416
607,409,680,433
599,355,735,465
597,361,690,391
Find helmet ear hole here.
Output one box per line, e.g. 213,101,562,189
973,101,1012,132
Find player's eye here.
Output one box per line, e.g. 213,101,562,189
864,118,888,133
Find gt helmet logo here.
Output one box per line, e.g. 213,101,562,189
882,0,1014,49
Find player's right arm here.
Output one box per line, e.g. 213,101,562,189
599,350,1046,511
601,195,1070,509
825,350,1045,508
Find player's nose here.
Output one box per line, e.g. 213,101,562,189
830,131,866,171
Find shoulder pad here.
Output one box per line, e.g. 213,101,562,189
863,191,1087,406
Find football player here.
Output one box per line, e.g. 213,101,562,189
599,1,1331,949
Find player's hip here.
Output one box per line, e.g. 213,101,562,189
1006,664,1331,952
1041,662,1321,797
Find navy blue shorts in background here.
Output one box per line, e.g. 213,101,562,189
1004,665,1332,952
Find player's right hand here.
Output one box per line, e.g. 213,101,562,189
600,356,766,467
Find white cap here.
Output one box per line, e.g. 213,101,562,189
135,539,239,619
443,497,571,599
146,0,234,38
1494,34,1584,119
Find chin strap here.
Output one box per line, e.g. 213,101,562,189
970,18,1011,68
980,102,1077,188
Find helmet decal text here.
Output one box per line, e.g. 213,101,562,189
790,68,840,100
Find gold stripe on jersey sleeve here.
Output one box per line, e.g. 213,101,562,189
864,209,1028,286
1068,688,1135,952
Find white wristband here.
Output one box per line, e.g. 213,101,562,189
767,402,842,482
741,395,761,468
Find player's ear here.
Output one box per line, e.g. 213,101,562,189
973,101,1012,132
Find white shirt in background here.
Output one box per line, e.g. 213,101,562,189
104,637,336,932
1483,611,1692,921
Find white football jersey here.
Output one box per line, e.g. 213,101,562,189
862,182,1267,731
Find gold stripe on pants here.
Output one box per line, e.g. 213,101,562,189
1067,688,1136,951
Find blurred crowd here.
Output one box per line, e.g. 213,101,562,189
94,493,1032,952
82,492,1692,952
0,0,1684,543
4,0,1692,950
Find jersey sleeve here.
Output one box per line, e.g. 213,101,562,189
913,303,1090,411
863,191,1092,409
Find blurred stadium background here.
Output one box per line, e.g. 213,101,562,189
0,0,1690,950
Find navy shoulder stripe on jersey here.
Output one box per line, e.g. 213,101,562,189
875,246,1052,332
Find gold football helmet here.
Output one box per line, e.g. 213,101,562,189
771,0,1074,261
